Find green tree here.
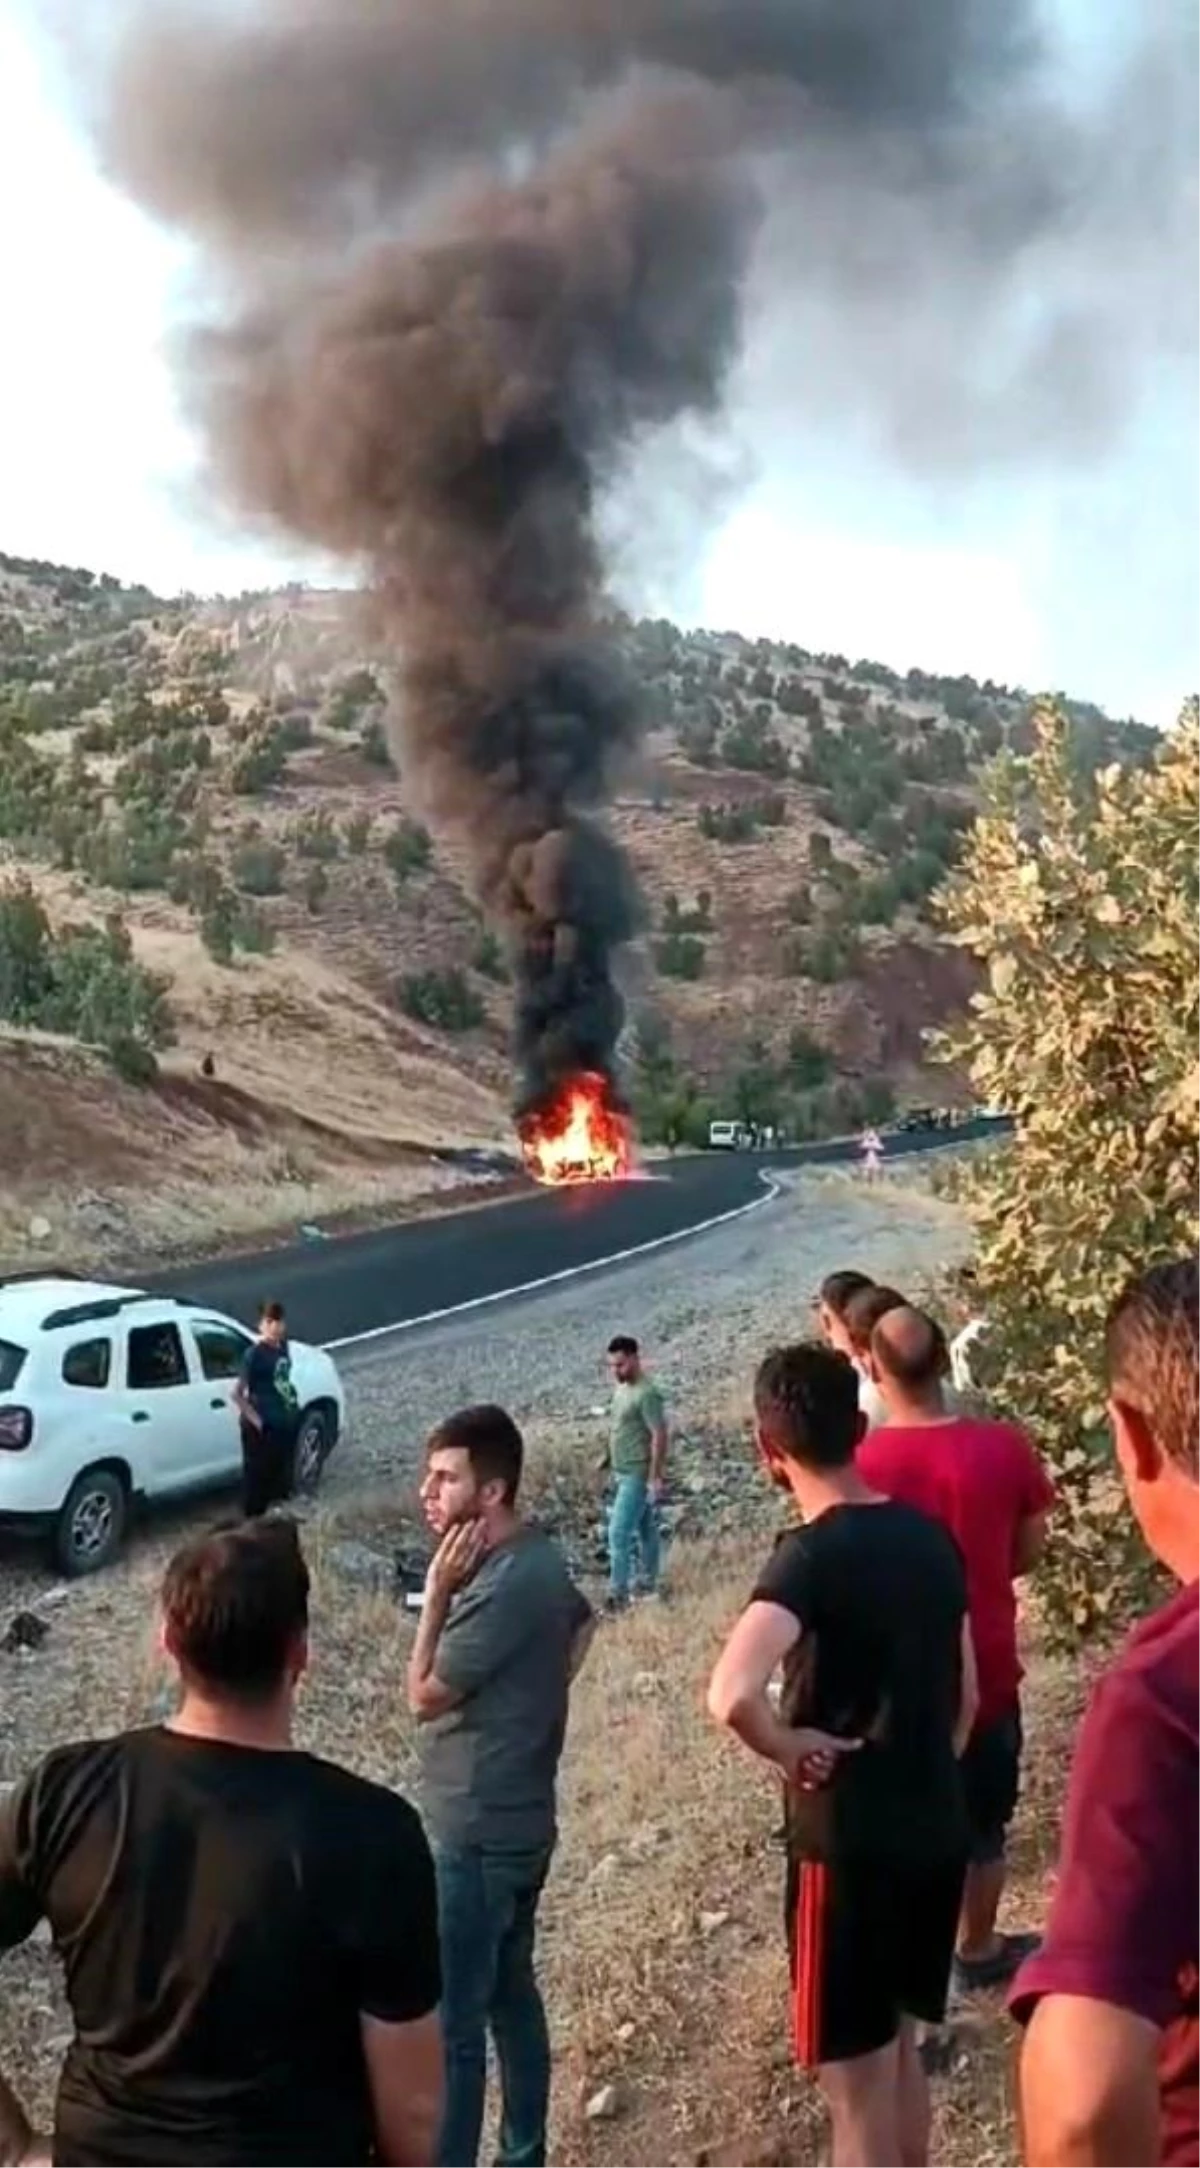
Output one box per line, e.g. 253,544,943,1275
654,930,706,980
937,701,1199,1644
472,929,508,982
786,1025,831,1090
231,836,287,897
383,819,434,886
302,864,330,915
400,966,484,1031
0,880,54,1021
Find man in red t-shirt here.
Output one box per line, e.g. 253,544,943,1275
1011,1256,1198,2168
858,1305,1054,1990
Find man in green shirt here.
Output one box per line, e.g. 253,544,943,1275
604,1335,669,1609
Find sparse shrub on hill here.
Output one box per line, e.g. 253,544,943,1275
938,700,1200,1645
786,1025,832,1090
302,864,330,915
662,890,713,936
0,878,172,1076
698,799,783,844
233,901,276,956
784,883,813,926
230,833,287,897
471,929,508,982
344,812,373,856
324,668,383,731
678,711,718,767
229,727,290,796
360,718,395,769
795,924,863,984
382,818,433,886
292,810,341,861
168,853,225,915
654,930,707,981
720,712,789,778
199,890,238,966
399,966,484,1032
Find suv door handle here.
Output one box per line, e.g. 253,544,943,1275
131,1411,151,1424
210,1397,226,1410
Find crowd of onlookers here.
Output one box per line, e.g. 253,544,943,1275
0,1255,1194,2168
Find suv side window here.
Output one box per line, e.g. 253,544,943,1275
193,1323,251,1382
62,1337,112,1390
127,1323,189,1392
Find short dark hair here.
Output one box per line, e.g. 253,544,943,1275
871,1305,949,1387
607,1334,639,1357
753,1342,861,1470
843,1283,905,1355
427,1403,524,1504
1106,1257,1198,1480
259,1299,285,1324
161,1518,309,1703
818,1270,873,1318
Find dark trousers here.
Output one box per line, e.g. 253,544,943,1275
240,1420,295,1518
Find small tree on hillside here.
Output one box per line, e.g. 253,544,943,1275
937,700,1199,1645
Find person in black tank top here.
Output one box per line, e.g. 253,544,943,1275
709,1342,976,2168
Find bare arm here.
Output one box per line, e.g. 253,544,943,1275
648,1420,669,1487
953,1615,979,1755
232,1373,260,1427
405,1577,462,1721
1020,1994,1160,2167
708,1601,860,1781
361,2008,445,2168
1013,1508,1049,1578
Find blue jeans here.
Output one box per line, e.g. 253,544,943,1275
608,1471,660,1602
434,1839,554,2167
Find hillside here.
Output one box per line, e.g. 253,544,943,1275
0,547,1156,1263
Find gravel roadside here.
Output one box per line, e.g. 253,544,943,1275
0,1167,970,1626
329,1165,972,1476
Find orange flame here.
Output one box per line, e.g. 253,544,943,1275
519,1072,634,1186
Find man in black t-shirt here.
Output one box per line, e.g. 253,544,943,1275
0,1519,443,2168
709,1342,977,2168
234,1298,300,1517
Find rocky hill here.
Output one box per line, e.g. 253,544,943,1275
0,547,1155,1263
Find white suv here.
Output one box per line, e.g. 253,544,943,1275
0,1277,346,1576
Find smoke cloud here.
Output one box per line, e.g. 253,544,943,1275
87,0,1195,1119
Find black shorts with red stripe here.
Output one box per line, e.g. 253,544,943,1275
786,1850,966,2067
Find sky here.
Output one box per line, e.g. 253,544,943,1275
0,6,1195,728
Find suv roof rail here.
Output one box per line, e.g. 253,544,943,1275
39,1290,209,1333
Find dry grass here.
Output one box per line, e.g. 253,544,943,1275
0,1418,1095,2166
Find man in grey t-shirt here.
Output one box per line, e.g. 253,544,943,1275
407,1404,594,2168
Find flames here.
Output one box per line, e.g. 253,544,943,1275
519,1072,634,1186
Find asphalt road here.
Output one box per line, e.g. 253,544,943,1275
149,1119,1007,1347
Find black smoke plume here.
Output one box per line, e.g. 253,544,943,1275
87,0,1194,1122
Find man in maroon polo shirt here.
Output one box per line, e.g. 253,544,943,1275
1011,1255,1198,2168
859,1305,1054,1989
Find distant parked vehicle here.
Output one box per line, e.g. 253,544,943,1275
899,1107,940,1133
708,1119,750,1150
0,1276,345,1576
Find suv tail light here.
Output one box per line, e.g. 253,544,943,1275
0,1405,33,1450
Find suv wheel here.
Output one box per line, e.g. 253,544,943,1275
293,1407,334,1495
54,1468,129,1578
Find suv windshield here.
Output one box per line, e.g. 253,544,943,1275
0,1339,27,1392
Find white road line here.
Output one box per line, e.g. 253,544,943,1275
324,1169,782,1352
